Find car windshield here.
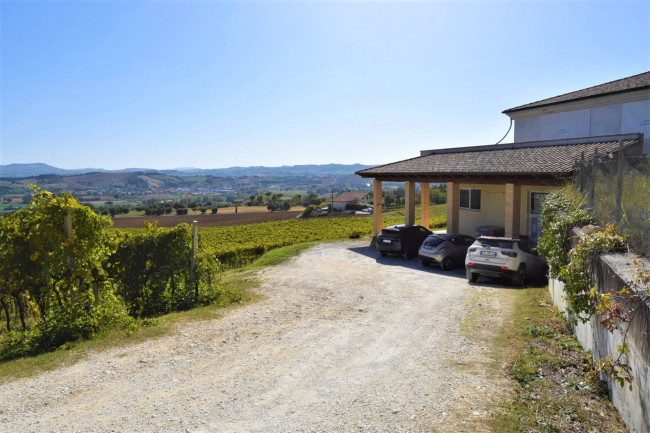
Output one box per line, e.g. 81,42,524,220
422,236,445,247
478,239,514,249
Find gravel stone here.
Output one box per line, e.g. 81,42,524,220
0,240,513,432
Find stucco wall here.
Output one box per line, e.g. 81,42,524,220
458,184,505,236
514,100,650,152
457,183,559,238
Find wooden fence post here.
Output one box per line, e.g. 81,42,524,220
191,220,198,271
589,148,598,208
65,208,73,273
615,140,625,223
579,152,585,192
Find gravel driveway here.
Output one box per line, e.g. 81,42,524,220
0,240,514,432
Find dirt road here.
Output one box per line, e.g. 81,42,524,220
0,241,514,432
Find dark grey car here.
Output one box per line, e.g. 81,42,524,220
376,224,433,260
418,233,475,271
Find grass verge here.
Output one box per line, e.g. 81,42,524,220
0,242,316,382
488,287,628,433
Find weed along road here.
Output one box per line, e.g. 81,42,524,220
0,240,514,432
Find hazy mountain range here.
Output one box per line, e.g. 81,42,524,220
0,163,374,178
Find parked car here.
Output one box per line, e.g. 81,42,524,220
418,233,475,271
465,236,547,286
376,224,432,259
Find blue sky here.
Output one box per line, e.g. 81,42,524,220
1,1,649,170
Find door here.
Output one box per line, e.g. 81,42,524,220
529,192,547,244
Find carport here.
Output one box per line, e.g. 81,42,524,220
355,134,643,240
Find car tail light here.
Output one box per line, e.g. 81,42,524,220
500,251,517,257
468,248,476,253
467,262,474,266
501,266,510,270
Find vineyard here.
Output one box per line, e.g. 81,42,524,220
198,206,447,268
1,193,446,361
0,189,233,361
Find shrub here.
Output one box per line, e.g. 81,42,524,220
537,187,592,277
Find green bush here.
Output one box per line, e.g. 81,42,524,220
537,186,592,277
0,291,135,362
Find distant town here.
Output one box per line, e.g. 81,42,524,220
0,162,386,215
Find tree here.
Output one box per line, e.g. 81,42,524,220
290,194,302,206
255,194,266,206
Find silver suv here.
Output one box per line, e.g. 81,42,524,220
464,237,547,286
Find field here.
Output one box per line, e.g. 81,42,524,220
114,203,448,267
198,204,447,268
112,210,304,228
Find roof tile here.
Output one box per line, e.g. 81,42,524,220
503,71,650,113
356,138,636,178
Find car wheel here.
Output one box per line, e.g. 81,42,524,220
441,257,454,271
512,265,526,287
466,269,479,283
380,251,387,257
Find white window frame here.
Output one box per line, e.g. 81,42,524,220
459,188,481,211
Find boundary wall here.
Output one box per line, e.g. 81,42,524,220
548,229,650,433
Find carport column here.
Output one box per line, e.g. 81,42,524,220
420,182,430,229
447,182,459,234
505,183,521,238
405,181,416,227
373,179,383,236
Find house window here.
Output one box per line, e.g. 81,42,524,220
460,188,481,210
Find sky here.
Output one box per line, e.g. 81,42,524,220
1,1,649,170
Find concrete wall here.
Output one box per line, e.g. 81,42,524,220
514,100,650,152
548,245,650,433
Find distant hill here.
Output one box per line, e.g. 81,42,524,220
0,163,374,178
0,163,108,178
164,164,374,177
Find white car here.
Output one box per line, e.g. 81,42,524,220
464,236,547,286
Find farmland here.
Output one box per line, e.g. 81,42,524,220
198,204,447,268
114,203,448,267
112,210,303,228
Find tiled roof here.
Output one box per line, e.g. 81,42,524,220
356,137,638,179
333,191,367,202
503,71,650,114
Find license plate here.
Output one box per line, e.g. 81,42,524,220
382,239,392,244
480,251,497,257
